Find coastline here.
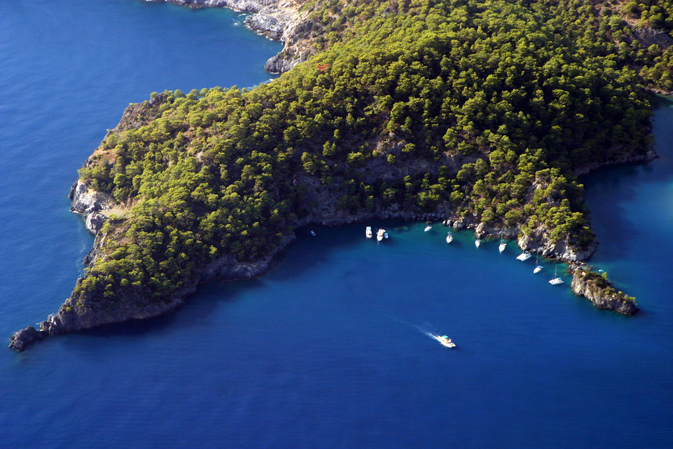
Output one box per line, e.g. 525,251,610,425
9,0,662,351
9,144,645,351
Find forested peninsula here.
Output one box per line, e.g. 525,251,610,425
10,0,673,351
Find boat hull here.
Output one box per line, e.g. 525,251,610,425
432,334,457,348
516,252,531,261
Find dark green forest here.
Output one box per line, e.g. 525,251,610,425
73,0,671,310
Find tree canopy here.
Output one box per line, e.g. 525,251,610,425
72,0,669,312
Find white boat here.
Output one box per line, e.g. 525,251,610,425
384,232,389,239
549,265,564,285
446,232,453,244
499,242,507,253
432,334,456,348
424,225,432,232
475,239,481,248
516,251,531,261
366,226,373,238
377,228,385,242
310,230,316,237
534,265,543,274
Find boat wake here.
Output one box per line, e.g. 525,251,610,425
379,312,456,348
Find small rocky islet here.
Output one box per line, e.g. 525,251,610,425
11,0,671,351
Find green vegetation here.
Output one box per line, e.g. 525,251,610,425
72,0,669,310
621,0,673,33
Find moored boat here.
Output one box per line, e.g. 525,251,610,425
549,265,563,285
516,251,531,261
424,224,432,232
475,239,481,248
499,242,507,253
534,265,543,274
366,226,373,238
377,228,385,242
446,232,453,244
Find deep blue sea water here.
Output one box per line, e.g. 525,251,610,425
1,1,673,448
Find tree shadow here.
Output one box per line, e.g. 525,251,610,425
581,161,658,261
67,220,411,344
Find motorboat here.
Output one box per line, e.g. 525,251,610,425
534,265,543,274
432,334,456,348
499,242,507,253
475,239,481,248
377,228,385,242
384,231,389,239
310,230,316,237
446,232,453,244
516,251,531,261
366,226,373,238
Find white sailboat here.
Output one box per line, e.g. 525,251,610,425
475,239,481,248
499,241,507,253
533,257,543,274
549,265,564,285
446,232,453,244
377,228,385,242
516,251,531,261
366,226,373,238
424,224,432,232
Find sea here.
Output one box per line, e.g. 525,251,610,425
1,1,672,448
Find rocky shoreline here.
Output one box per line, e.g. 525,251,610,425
9,162,642,352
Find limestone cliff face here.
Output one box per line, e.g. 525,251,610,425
69,180,112,234
570,266,639,315
517,228,596,262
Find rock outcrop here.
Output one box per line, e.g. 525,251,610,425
633,26,673,51
570,265,639,315
9,327,45,352
69,180,112,234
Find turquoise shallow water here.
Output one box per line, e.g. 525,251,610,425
1,1,673,447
